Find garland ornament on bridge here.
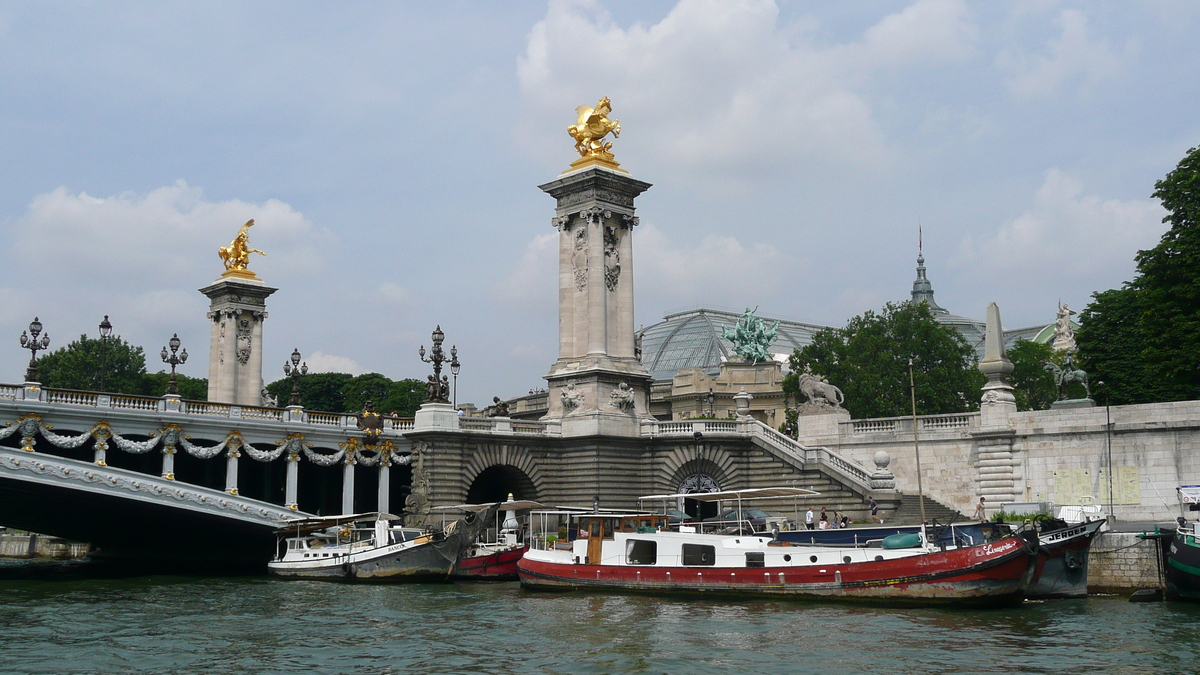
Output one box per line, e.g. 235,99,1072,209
18,317,50,382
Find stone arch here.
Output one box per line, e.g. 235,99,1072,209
653,442,740,495
462,443,545,503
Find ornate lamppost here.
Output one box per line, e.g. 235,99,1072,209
160,334,188,395
418,325,454,404
19,317,50,382
706,387,716,418
98,315,113,391
450,345,461,409
283,348,308,406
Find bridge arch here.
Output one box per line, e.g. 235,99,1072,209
462,443,544,502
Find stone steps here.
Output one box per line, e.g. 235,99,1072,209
886,494,968,525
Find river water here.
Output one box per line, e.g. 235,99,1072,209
1,561,1196,674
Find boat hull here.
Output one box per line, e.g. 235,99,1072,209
453,545,527,580
1028,519,1105,599
1165,529,1200,602
519,535,1037,607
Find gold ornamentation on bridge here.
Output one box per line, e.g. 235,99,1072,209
218,219,266,280
565,97,626,174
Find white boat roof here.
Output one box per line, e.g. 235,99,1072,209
1179,486,1200,504
638,487,819,502
272,512,401,534
430,500,544,512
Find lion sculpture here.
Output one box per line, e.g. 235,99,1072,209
798,371,844,409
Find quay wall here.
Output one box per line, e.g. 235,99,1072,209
0,534,88,559
1086,531,1165,593
802,400,1200,523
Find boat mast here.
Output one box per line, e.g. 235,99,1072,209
909,357,927,525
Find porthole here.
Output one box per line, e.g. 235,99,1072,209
875,555,884,562
783,554,792,562
843,556,852,564
809,555,818,563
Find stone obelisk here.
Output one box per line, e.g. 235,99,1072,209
201,220,277,405
540,97,652,437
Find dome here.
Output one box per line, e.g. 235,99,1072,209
638,308,826,381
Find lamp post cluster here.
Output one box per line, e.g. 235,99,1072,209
418,325,459,405
160,334,188,395
284,348,308,406
19,317,50,382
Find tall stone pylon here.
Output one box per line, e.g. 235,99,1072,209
540,98,652,436
201,220,277,405
978,302,1016,427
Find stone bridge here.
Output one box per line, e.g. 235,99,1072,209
0,383,892,567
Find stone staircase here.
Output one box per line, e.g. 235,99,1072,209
886,494,967,526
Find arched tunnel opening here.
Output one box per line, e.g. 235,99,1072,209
465,465,536,504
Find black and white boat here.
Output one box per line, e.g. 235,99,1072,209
268,506,497,581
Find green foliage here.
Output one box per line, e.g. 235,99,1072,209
36,334,148,393
263,372,424,415
1006,339,1059,411
141,372,209,400
783,302,984,419
1078,145,1200,404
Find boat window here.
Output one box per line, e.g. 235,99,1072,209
682,543,716,566
626,539,657,565
622,518,637,533
745,552,765,568
604,519,618,540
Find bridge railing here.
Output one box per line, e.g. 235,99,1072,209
842,412,979,436
641,417,873,492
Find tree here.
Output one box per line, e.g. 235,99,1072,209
35,334,148,393
141,372,209,400
1077,287,1151,405
262,373,425,415
1078,145,1200,403
783,302,984,419
1006,339,1058,411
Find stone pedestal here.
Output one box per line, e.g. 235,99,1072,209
540,165,653,437
797,406,850,440
414,402,461,431
200,276,277,405
1051,398,1096,410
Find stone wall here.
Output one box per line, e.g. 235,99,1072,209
1087,531,1165,593
803,400,1200,522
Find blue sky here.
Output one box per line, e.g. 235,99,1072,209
1,1,1197,406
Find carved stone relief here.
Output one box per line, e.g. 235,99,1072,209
604,225,621,292
236,317,252,365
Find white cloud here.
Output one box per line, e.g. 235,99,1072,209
635,222,788,306
997,9,1136,98
517,0,978,174
376,282,411,307
951,169,1166,278
13,181,327,287
499,231,558,305
304,351,366,375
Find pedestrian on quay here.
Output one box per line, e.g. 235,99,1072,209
840,512,850,528
805,507,814,530
868,496,882,524
819,507,828,529
974,496,987,522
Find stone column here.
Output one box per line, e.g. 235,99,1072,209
378,459,390,514
199,277,277,405
285,453,299,511
342,457,355,514
978,302,1017,428
225,446,240,495
161,447,175,481
539,166,654,435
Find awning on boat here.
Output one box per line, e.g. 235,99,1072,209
430,500,544,512
637,487,820,502
1179,486,1200,504
272,512,400,535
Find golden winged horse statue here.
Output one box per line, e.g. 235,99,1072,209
568,97,621,159
218,219,265,274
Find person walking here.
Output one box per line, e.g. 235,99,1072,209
805,507,814,530
868,496,882,524
973,496,987,522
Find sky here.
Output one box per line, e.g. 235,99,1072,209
0,1,1197,406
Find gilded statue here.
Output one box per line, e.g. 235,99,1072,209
218,219,265,273
568,97,621,159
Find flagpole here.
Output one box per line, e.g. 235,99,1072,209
909,357,927,525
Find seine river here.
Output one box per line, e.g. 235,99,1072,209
1,561,1196,674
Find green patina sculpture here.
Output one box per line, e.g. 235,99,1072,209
720,307,780,363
